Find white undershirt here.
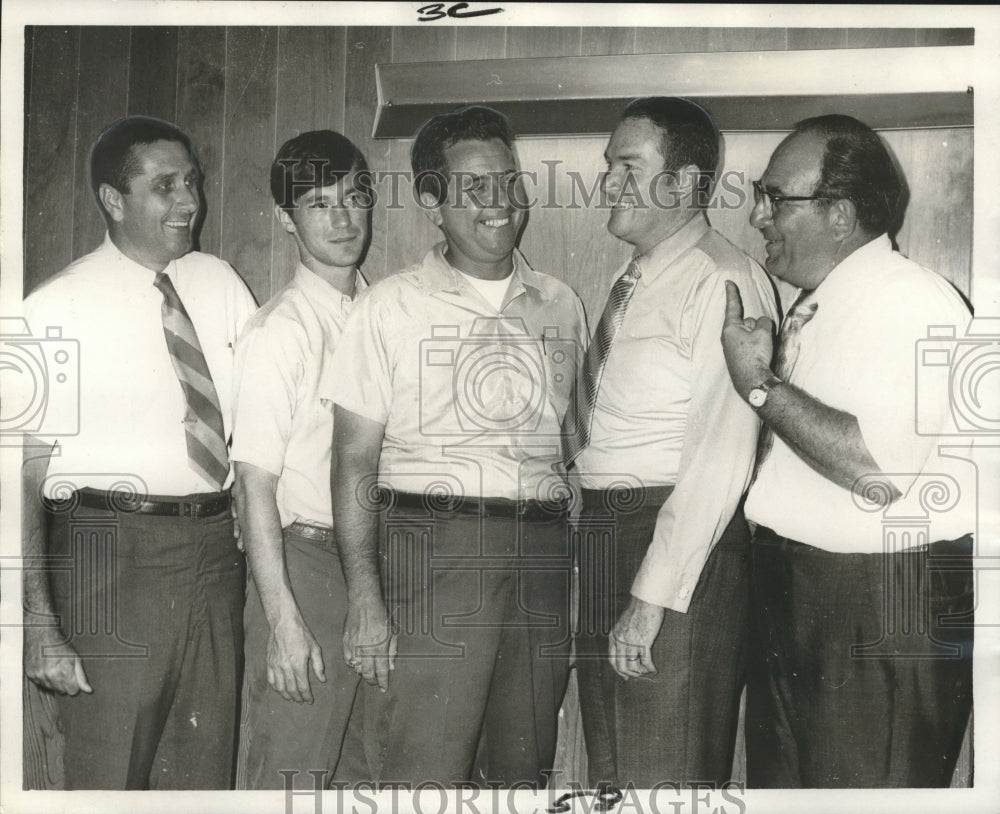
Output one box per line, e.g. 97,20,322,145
456,269,512,312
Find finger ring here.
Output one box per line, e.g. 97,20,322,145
625,654,640,661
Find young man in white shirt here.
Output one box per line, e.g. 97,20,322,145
232,130,370,789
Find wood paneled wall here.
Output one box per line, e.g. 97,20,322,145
25,25,974,326
21,25,975,788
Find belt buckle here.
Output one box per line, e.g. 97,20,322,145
181,501,194,517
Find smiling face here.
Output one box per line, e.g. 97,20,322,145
278,172,368,275
751,131,841,290
423,138,524,280
603,116,693,256
102,139,200,271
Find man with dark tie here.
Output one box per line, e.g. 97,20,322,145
567,96,776,788
20,115,257,789
721,114,974,787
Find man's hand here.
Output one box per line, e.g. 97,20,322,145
721,280,775,400
24,626,92,696
266,614,326,704
232,500,244,552
608,596,664,680
343,595,396,692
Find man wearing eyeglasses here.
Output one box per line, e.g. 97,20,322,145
722,115,974,787
569,97,776,788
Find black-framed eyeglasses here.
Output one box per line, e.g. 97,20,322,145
752,180,832,211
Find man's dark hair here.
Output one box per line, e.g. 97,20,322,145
89,115,196,217
270,129,370,209
794,114,901,236
621,96,720,204
411,105,516,206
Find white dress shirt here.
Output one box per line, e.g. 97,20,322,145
231,263,365,528
576,214,777,612
22,234,257,497
746,234,975,551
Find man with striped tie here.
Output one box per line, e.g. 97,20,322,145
21,116,257,789
568,97,776,788
721,115,974,787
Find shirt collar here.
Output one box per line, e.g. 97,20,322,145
291,262,367,311
99,232,167,285
811,233,892,306
632,212,710,283
418,241,541,297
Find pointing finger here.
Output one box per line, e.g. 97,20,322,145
724,281,744,325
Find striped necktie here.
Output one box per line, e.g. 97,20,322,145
154,272,229,491
562,258,642,465
752,289,819,479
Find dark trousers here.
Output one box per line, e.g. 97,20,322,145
338,504,572,787
47,500,245,789
576,487,749,788
236,525,360,789
747,529,974,788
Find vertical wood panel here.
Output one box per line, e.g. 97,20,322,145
176,27,228,259
221,27,278,304
391,26,456,62
344,27,392,283
72,27,130,262
507,27,581,58
274,27,347,140
516,137,630,325
456,27,506,60
885,128,973,299
270,27,349,293
24,27,79,294
127,27,179,121
634,27,716,53
707,28,787,51
581,27,636,56
385,28,458,275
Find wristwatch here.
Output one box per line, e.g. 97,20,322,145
748,375,782,409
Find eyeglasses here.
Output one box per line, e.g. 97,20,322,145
752,180,832,212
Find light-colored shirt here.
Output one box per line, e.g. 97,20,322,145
745,234,975,551
323,242,588,501
576,214,777,612
22,234,257,498
231,264,365,528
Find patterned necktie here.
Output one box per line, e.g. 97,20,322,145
154,272,229,491
753,289,819,478
562,258,642,465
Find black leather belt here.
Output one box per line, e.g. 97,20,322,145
285,521,334,543
387,491,569,522
44,487,231,518
580,484,674,512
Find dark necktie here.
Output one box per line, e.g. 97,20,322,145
562,258,642,465
753,289,819,478
154,272,229,491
